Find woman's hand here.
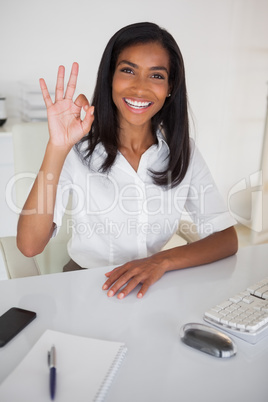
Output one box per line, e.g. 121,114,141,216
40,62,94,149
102,227,238,300
102,255,168,299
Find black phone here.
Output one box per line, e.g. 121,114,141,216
0,307,37,347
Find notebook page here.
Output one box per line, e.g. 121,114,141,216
0,329,127,402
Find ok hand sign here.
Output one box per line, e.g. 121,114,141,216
40,62,94,150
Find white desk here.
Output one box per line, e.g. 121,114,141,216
0,244,268,402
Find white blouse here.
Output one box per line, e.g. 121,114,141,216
53,132,236,268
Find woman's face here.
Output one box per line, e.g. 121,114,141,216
112,42,170,131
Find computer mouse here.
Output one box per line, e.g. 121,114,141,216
180,323,237,358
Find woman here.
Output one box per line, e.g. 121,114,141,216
17,22,238,299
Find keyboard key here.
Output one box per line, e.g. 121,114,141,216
226,305,238,312
242,296,254,304
204,310,223,322
217,300,233,309
247,284,262,293
230,291,250,303
255,285,268,298
227,318,238,328
211,305,222,313
220,317,230,325
246,321,262,331
247,278,268,294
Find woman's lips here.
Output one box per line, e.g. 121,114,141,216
123,97,153,111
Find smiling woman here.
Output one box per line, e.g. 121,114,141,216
112,42,170,146
17,22,238,299
77,22,190,185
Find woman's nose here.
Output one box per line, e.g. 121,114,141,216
132,75,148,95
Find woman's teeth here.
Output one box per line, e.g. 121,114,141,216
124,98,152,109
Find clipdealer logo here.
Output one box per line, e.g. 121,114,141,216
228,170,263,232
5,171,214,217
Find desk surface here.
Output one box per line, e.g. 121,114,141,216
0,244,268,402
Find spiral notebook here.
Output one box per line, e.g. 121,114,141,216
0,329,127,402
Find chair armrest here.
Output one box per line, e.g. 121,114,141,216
176,220,200,243
0,236,41,279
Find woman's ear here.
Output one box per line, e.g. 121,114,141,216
167,86,172,98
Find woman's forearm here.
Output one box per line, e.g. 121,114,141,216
160,226,238,273
17,142,70,257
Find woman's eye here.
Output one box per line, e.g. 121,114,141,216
120,68,134,74
151,73,164,79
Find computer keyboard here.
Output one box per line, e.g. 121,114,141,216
204,277,268,344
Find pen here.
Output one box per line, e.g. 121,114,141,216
48,345,57,400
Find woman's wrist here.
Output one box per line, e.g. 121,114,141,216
152,249,177,274
46,139,73,156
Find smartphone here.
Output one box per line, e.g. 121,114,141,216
0,307,36,347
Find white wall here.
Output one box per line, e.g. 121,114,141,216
1,0,268,204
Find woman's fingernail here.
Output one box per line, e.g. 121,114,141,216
118,293,124,299
102,284,108,290
107,290,114,297
137,292,143,298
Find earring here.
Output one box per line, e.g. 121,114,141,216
167,93,171,97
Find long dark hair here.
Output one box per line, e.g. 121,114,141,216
76,22,190,187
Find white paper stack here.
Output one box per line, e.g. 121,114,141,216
19,83,53,122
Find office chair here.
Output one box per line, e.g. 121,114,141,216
1,123,198,279
251,96,268,245
0,122,71,278
161,218,200,250
0,236,41,279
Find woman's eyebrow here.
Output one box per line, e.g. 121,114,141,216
117,60,138,68
150,66,169,74
117,60,169,74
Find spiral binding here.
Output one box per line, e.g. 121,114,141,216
94,345,128,402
